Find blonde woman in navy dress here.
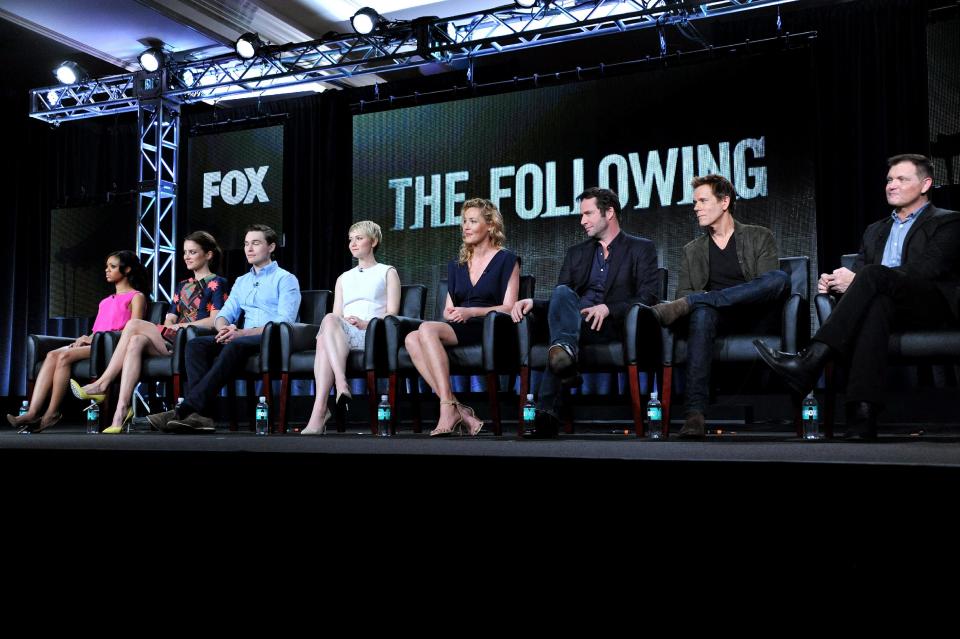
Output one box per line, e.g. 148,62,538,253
404,198,520,437
302,221,401,434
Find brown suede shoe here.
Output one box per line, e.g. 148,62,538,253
163,412,216,434
146,409,177,431
678,410,706,439
651,297,691,326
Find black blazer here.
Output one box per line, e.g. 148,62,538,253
555,231,660,323
854,204,960,320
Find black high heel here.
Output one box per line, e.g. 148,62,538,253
335,389,352,414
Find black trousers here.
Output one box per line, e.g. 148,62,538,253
182,334,262,416
814,264,951,405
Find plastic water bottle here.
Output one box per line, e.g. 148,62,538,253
19,401,29,417
522,393,536,431
255,396,269,436
802,391,821,440
85,400,100,434
377,395,392,437
647,391,663,439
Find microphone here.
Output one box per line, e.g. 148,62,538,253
254,282,259,287
358,266,363,272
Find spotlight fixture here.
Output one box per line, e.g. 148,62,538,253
351,7,382,35
235,32,265,59
514,0,539,7
138,47,165,73
46,89,60,106
53,61,87,85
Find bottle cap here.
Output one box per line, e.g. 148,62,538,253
381,395,388,401
259,396,266,402
650,391,658,400
526,394,533,401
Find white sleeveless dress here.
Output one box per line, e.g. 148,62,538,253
318,263,394,350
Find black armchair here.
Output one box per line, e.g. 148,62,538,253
384,276,535,436
277,285,426,434
517,268,668,437
816,254,960,436
26,300,169,405
661,256,810,436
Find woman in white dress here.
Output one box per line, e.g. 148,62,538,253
302,221,401,434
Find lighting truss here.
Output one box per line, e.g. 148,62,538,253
29,0,797,124
136,98,179,304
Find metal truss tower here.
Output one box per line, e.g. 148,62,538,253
136,72,180,303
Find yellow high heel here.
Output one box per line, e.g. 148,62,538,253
103,407,134,434
70,378,105,403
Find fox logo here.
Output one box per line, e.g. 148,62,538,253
202,166,270,208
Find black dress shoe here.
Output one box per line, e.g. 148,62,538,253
678,410,706,439
521,411,561,439
547,343,578,385
753,339,832,396
843,401,878,441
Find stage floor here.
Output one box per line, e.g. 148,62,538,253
4,422,960,468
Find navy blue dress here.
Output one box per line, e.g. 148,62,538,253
446,249,520,345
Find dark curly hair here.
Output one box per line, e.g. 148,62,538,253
108,250,151,296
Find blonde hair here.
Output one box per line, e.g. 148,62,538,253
349,220,383,253
458,198,505,265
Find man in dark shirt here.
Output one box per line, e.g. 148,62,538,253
756,154,960,439
511,187,660,438
651,174,789,438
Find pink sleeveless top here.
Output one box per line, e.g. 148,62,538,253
91,290,141,332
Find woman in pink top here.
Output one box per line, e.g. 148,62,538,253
6,250,149,432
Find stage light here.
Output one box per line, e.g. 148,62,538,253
138,47,165,73
46,90,59,106
235,32,264,59
54,61,87,85
181,69,195,86
351,7,382,35
514,0,539,8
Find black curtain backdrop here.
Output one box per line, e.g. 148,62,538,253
0,0,937,398
808,0,931,274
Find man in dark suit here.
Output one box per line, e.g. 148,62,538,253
511,187,660,438
756,154,960,439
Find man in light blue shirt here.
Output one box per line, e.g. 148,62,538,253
880,203,926,268
147,224,301,433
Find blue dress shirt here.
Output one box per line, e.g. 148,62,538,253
881,204,927,268
217,261,301,329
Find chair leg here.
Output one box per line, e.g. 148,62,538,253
409,376,422,433
388,373,399,434
172,375,181,403
486,373,501,436
791,392,803,438
262,374,275,433
628,364,644,438
367,371,379,435
518,366,530,429
228,384,238,432
661,366,673,437
824,362,835,439
278,373,290,434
